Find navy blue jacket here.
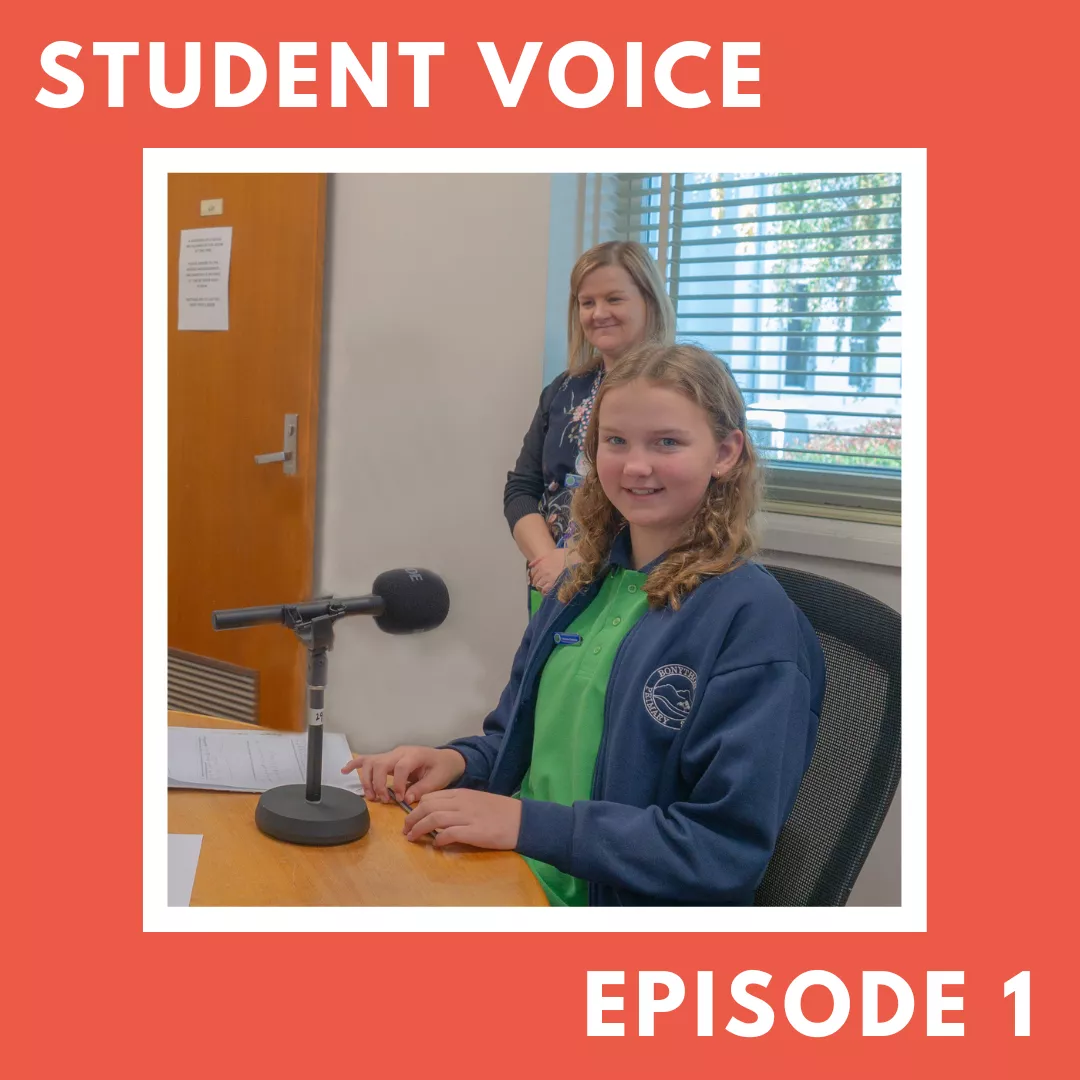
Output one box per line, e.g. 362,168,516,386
448,532,826,906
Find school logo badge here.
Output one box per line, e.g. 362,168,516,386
643,664,698,729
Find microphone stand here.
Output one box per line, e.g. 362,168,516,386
253,603,370,846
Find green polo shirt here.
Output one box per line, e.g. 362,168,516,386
519,567,651,905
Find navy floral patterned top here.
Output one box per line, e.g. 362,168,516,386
503,366,605,548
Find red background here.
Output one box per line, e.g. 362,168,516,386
6,1,1075,1074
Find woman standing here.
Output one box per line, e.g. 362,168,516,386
503,241,675,612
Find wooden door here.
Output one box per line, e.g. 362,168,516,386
168,174,325,731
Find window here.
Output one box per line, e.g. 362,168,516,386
615,172,902,521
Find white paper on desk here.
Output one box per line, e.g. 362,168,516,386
168,727,363,794
168,834,203,906
178,226,232,331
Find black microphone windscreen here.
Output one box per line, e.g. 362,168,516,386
371,568,450,634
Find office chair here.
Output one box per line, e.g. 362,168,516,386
755,564,901,906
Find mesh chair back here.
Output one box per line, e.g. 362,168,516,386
755,565,901,906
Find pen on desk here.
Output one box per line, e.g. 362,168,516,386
389,791,440,838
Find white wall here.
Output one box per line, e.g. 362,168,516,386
315,174,552,748
315,173,902,905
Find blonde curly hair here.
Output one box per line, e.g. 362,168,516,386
558,343,761,610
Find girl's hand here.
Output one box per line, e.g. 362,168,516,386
341,745,466,805
528,547,568,594
402,789,523,850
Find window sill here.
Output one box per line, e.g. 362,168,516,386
759,510,901,569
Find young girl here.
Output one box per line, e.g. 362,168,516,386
343,343,825,906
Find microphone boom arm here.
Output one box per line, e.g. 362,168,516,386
212,594,384,631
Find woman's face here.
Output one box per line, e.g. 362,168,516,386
577,264,649,365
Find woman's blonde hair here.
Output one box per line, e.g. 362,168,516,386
566,241,676,375
558,343,761,610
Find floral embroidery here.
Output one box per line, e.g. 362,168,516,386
564,368,603,451
539,368,604,546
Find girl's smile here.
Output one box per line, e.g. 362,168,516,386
595,378,743,568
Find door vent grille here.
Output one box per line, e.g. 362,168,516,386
168,649,259,724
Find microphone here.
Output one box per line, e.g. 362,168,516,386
210,568,449,847
211,567,449,634
371,567,450,634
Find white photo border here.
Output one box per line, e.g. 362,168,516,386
145,147,925,933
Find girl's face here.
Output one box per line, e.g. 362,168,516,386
577,264,649,365
595,379,743,560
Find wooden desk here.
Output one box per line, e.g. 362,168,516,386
168,711,549,906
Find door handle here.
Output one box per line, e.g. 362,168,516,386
254,414,298,475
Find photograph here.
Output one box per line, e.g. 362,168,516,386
161,162,910,920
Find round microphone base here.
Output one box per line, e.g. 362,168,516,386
255,784,371,846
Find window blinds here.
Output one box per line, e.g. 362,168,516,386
615,172,902,519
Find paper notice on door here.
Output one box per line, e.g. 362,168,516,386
178,226,232,331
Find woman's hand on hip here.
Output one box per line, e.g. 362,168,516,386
528,547,567,594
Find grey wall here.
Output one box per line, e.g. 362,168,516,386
316,173,552,748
